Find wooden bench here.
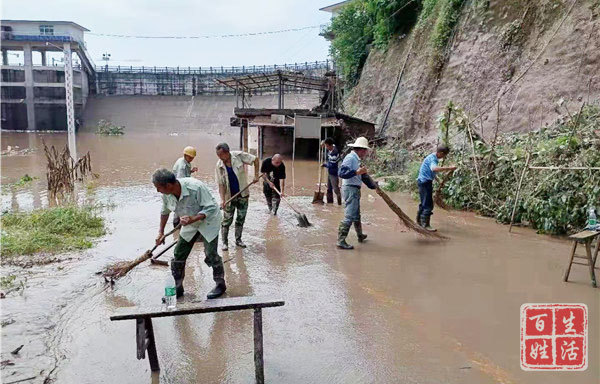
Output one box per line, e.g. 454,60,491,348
110,296,285,383
563,230,599,287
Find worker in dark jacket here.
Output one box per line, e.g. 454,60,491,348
337,137,377,250
261,154,286,215
321,137,342,205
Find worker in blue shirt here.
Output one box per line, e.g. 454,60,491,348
321,137,342,205
417,145,456,231
337,137,377,250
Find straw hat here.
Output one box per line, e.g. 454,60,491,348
348,137,370,150
183,146,197,157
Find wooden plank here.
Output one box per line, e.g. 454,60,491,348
136,318,147,360
254,308,264,384
569,230,600,241
111,296,285,321
585,242,597,287
564,241,577,282
145,318,160,372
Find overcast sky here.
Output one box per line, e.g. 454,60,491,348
2,0,334,68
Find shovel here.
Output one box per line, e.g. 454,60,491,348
312,146,325,204
265,176,311,227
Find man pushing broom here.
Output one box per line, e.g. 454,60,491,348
153,168,226,300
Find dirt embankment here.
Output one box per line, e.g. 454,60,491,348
345,0,600,144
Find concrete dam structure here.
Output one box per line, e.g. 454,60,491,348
0,19,332,131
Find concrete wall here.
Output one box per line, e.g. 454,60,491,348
3,21,85,42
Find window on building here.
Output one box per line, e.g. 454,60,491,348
39,25,54,35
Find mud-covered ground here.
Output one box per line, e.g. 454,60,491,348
1,96,598,384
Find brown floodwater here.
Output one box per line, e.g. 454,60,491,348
1,96,598,384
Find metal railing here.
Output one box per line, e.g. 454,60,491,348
94,60,332,75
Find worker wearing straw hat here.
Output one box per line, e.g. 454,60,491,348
337,137,377,250
171,146,198,228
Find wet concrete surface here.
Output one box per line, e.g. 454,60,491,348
1,96,599,383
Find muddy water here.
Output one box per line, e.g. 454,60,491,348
1,96,599,384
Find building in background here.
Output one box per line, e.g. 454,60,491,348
1,20,96,130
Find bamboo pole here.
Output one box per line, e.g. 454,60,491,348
509,153,531,233
528,166,600,171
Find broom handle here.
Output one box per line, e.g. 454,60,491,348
151,240,177,260
152,223,182,253
220,178,259,209
263,175,302,215
317,146,323,192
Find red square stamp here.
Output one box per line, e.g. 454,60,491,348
521,304,587,371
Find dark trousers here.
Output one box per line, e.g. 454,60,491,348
263,181,281,210
417,180,434,218
326,174,341,203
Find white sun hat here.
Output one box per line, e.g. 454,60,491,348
347,137,370,150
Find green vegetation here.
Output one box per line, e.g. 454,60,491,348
370,103,600,235
2,174,38,191
416,0,466,70
327,0,419,86
327,0,467,86
96,119,125,135
1,205,106,258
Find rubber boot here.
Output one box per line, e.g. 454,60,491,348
170,259,186,298
221,227,229,252
337,194,342,206
422,215,437,232
326,190,334,204
354,220,368,243
235,225,246,248
266,198,273,213
416,213,422,227
336,223,354,250
207,264,226,299
272,198,280,216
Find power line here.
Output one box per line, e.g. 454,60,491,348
88,25,321,39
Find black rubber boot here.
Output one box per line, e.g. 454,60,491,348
221,227,229,252
336,223,354,250
416,213,422,227
170,260,186,298
422,215,437,232
266,198,273,213
326,190,334,204
207,264,226,299
354,220,368,243
272,198,280,216
235,225,246,248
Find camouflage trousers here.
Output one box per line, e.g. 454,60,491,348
221,195,249,229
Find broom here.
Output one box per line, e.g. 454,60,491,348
433,171,454,210
364,175,447,240
103,224,181,280
265,175,311,227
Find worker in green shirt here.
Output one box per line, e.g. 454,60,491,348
171,146,198,228
215,142,259,251
153,168,226,299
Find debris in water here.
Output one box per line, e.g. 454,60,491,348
11,345,24,355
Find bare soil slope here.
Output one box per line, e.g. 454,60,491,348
345,0,600,144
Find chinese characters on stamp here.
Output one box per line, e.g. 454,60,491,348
520,303,587,371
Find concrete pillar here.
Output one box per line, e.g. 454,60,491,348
1,49,8,65
63,42,75,135
41,50,47,66
23,44,36,130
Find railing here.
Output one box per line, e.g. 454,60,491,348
94,60,332,75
